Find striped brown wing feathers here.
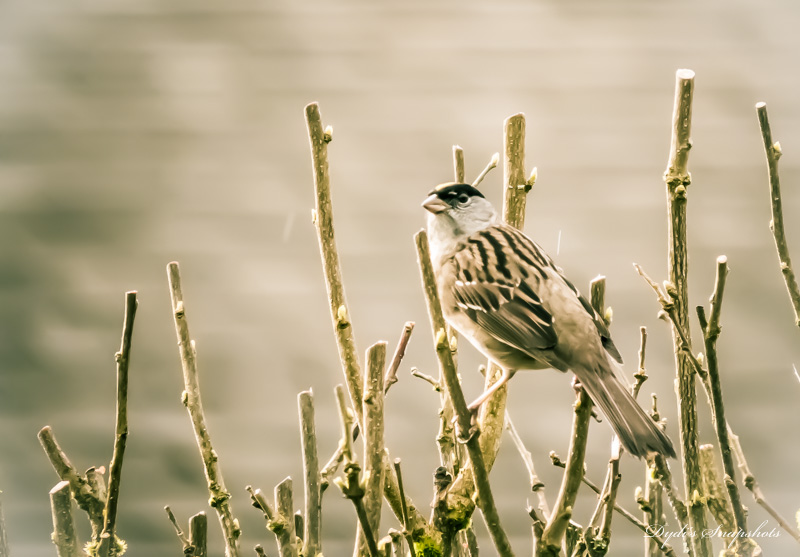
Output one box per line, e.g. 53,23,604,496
453,224,623,364
452,227,557,354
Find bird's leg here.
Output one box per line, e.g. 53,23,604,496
466,368,516,412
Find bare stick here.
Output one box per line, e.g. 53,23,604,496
634,327,649,399
538,278,604,555
0,492,8,557
164,506,193,555
698,445,735,532
662,68,711,557
333,386,380,557
190,512,208,557
38,426,105,537
471,152,500,189
453,146,465,183
298,391,322,557
393,460,417,557
756,102,800,327
97,291,137,557
505,414,550,519
304,102,364,417
305,103,427,540
384,322,414,394
50,481,81,557
275,479,298,557
358,343,386,555
502,113,528,226
167,262,240,557
729,431,800,543
248,485,296,557
696,257,750,541
433,326,515,556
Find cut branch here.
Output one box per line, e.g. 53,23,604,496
662,68,711,557
384,322,414,394
38,426,105,537
695,257,751,543
167,262,240,557
298,391,322,557
756,102,800,327
98,290,138,557
50,481,81,557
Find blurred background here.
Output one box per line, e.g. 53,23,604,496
1,0,799,555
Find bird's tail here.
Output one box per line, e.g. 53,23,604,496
572,358,676,458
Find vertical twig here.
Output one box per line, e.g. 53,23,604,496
756,102,800,327
50,481,81,557
275,479,298,557
662,68,711,557
538,277,604,556
393,460,417,557
432,323,515,556
190,512,208,557
0,493,7,557
98,291,138,557
304,102,428,540
696,257,751,541
298,391,322,557
248,485,296,557
453,146,465,183
358,342,386,556
167,262,240,557
333,386,381,557
304,102,364,417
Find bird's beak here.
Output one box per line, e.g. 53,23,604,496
422,194,449,214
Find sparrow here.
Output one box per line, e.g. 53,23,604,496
423,182,675,458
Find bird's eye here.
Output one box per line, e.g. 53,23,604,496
457,193,470,204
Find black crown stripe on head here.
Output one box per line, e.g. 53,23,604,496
430,182,485,199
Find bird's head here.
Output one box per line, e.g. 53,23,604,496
422,182,497,259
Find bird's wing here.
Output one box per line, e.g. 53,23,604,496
452,224,623,363
451,228,558,354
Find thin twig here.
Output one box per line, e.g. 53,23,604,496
50,481,81,557
305,102,428,540
453,146,465,183
98,291,137,557
505,414,550,519
696,257,751,541
190,512,208,557
393,460,417,557
304,102,364,417
549,457,678,557
729,431,800,543
471,152,500,189
333,386,381,557
248,485,296,557
538,278,604,555
38,426,105,537
662,68,711,557
167,262,240,557
756,102,800,327
298,391,322,556
633,326,649,399
432,325,515,556
384,322,414,394
358,343,387,555
164,506,193,555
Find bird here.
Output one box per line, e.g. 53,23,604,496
422,182,676,458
